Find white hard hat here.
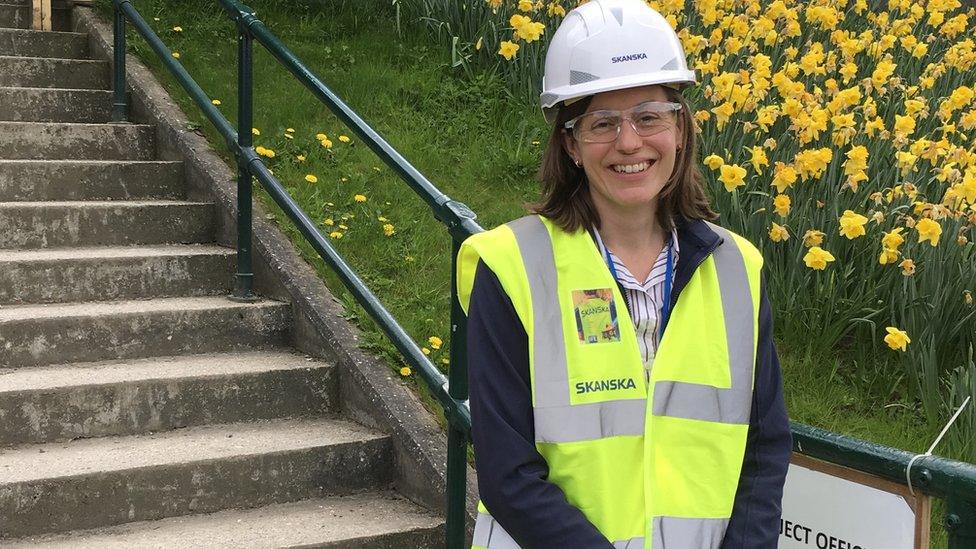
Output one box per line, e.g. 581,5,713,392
540,0,696,124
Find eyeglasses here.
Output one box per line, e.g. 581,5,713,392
564,101,682,144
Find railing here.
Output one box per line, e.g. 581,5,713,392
109,1,976,547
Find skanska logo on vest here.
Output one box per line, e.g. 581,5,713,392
611,52,647,63
575,378,637,394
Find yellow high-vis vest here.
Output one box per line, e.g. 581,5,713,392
457,215,763,549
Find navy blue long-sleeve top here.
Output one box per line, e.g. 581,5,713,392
467,217,792,548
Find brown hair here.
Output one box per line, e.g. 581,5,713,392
530,86,717,233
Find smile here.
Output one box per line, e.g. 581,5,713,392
611,160,655,173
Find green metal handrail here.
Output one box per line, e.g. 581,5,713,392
110,1,976,546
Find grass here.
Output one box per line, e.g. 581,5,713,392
95,1,969,537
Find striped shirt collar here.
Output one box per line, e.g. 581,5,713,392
592,225,680,291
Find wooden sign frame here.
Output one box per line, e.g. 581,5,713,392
32,0,52,31
791,452,931,549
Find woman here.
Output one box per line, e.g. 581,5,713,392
457,0,792,547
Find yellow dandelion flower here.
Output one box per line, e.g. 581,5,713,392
172,26,183,32
428,336,443,350
171,51,181,59
304,174,318,183
329,231,343,240
252,127,261,136
339,135,350,143
297,154,306,162
323,218,334,226
421,347,431,356
400,366,412,376
383,223,395,237
354,194,367,203
211,99,221,106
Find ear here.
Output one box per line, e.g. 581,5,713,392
561,129,580,165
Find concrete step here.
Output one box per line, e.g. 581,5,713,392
0,296,291,368
0,121,155,160
0,159,183,201
0,417,394,538
0,28,89,59
0,351,338,446
0,200,214,249
0,244,235,304
4,492,444,548
0,3,72,31
0,55,107,88
0,86,111,122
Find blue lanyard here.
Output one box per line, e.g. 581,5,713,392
604,242,673,340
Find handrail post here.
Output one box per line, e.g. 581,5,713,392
111,0,127,121
446,238,470,548
947,496,976,548
232,13,256,301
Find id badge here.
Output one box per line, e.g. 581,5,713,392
572,288,620,344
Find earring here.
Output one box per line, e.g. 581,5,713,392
574,159,582,167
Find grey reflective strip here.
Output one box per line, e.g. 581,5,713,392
508,216,568,409
614,537,645,549
651,516,728,548
473,512,521,549
651,223,754,425
534,399,645,443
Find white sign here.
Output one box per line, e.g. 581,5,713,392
779,454,929,549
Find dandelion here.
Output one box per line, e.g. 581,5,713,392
321,139,333,149
304,174,318,183
768,223,789,242
323,218,334,226
428,336,443,350
329,231,343,240
297,155,306,162
339,135,351,143
422,347,431,356
354,194,367,203
211,99,221,106
172,26,183,32
316,133,328,141
883,327,911,352
915,218,942,246
441,358,450,365
383,223,395,237
252,127,261,136
171,51,181,59
400,366,412,376
284,133,294,140
803,246,835,270
286,128,295,133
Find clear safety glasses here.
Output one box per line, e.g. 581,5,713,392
564,101,682,144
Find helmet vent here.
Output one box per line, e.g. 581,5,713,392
569,70,599,85
610,7,623,25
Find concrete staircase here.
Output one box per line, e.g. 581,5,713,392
0,3,444,546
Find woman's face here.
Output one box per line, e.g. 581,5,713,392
563,85,683,218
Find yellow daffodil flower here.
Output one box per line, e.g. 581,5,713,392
719,163,747,192
838,210,869,239
773,194,791,217
803,230,825,248
883,327,910,351
915,218,942,246
900,258,916,276
803,246,836,270
498,40,519,61
703,154,724,170
769,223,789,242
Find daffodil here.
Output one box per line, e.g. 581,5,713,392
771,163,798,193
803,230,825,248
769,223,789,242
803,246,835,270
900,258,916,276
883,327,910,352
838,210,868,239
498,40,519,61
773,194,791,217
719,164,747,192
703,154,724,170
915,218,942,246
